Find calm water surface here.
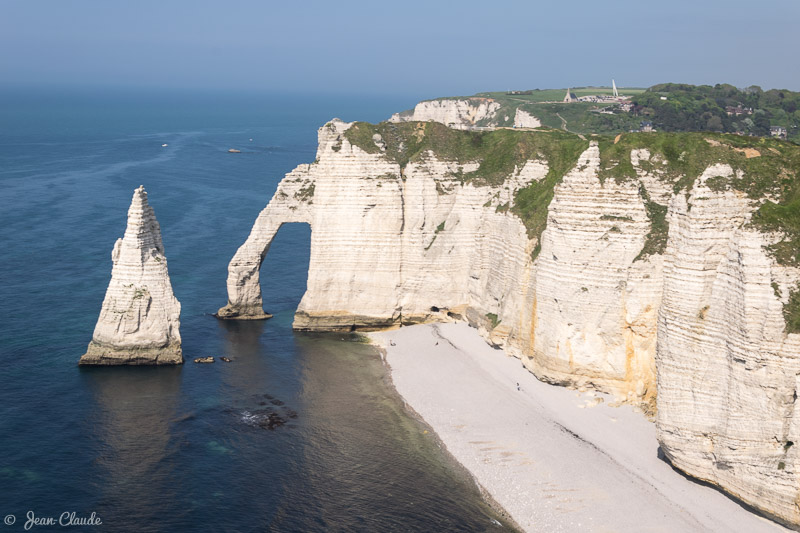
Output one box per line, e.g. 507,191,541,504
0,89,513,531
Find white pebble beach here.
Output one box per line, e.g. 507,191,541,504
371,323,789,533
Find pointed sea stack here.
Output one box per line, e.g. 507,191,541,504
80,186,183,365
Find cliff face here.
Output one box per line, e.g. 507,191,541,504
219,120,800,525
656,172,800,527
389,97,543,130
81,186,182,365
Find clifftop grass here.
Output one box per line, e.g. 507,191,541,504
345,121,589,250
596,133,800,263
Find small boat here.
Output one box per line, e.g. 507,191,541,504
228,148,241,153
162,143,168,147
249,138,253,142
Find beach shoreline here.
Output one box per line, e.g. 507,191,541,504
373,341,525,533
371,323,789,533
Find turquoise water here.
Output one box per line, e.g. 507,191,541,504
0,89,512,531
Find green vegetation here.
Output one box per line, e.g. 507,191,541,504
295,183,315,201
637,194,669,261
428,84,800,141
600,214,634,221
595,132,800,266
594,130,800,328
486,313,501,329
632,83,800,142
468,87,645,133
345,121,589,252
347,122,800,266
773,282,782,299
132,287,148,300
596,132,799,191
424,221,446,251
784,290,800,335
477,86,646,103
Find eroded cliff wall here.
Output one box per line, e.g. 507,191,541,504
219,120,800,525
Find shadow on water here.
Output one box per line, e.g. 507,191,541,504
216,317,268,356
260,333,515,532
79,366,189,531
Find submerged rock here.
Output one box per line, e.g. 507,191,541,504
80,186,182,365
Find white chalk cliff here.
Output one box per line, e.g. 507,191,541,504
513,108,542,128
389,98,543,131
81,186,182,365
220,119,800,527
389,98,502,130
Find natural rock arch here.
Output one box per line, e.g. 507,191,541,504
216,185,314,320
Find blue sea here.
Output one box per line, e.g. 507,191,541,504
0,88,512,532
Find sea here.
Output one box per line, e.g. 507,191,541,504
0,88,513,532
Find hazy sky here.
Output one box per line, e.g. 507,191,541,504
2,0,798,97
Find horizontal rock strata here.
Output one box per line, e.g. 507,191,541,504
220,120,800,526
81,186,182,365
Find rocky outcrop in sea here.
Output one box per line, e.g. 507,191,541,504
80,186,182,365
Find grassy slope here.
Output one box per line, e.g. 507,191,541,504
477,87,647,102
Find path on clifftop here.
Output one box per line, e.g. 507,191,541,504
555,112,568,131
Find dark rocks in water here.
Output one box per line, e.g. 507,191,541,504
240,393,297,431
220,356,232,363
258,411,288,430
241,408,289,430
194,357,214,364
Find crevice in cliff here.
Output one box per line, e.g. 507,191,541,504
398,167,406,325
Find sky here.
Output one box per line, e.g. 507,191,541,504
2,0,798,98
